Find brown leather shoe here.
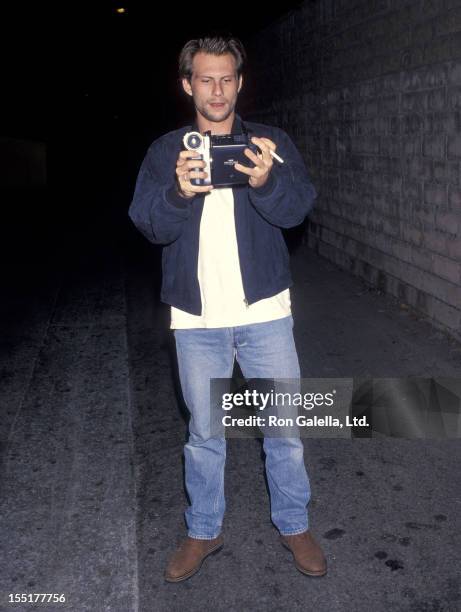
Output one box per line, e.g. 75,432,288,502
164,535,224,582
280,530,327,576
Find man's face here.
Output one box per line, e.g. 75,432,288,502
182,52,243,124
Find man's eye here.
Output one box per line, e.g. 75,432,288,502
201,79,210,83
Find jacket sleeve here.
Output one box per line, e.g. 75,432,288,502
248,128,317,228
128,138,195,245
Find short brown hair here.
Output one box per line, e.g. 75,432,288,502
178,35,247,82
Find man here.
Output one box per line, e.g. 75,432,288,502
129,35,327,582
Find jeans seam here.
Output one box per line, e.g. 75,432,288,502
212,439,225,514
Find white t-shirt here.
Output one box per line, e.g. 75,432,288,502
170,187,291,329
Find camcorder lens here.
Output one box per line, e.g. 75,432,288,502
186,133,202,149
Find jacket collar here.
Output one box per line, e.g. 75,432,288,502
191,112,245,135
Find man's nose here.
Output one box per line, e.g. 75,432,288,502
213,82,224,96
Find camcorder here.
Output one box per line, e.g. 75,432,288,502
182,128,262,188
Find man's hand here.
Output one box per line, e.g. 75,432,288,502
175,150,214,198
234,136,277,189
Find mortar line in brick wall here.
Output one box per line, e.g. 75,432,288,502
316,46,460,90
315,1,454,46
314,208,461,267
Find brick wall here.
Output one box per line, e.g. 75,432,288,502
241,0,461,341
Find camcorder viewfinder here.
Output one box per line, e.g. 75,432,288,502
182,127,262,188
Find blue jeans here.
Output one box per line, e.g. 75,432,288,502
174,315,311,539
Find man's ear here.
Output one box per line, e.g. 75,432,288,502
182,77,193,96
238,74,243,93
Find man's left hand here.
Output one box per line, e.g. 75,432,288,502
234,136,277,189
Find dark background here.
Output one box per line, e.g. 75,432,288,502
1,1,305,272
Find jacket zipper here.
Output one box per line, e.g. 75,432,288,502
234,192,250,309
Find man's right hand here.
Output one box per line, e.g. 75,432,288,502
175,150,214,198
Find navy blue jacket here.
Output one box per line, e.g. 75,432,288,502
128,114,317,315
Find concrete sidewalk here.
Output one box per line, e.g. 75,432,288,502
1,241,460,612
